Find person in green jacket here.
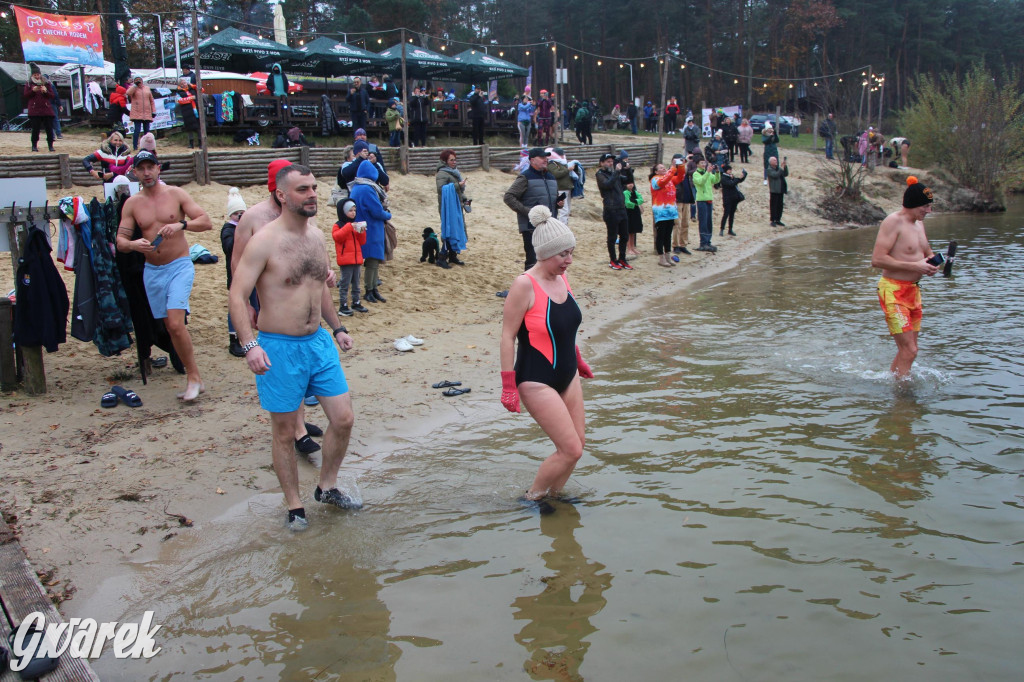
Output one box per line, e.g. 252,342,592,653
385,98,405,148
624,183,645,255
691,158,721,252
762,124,780,183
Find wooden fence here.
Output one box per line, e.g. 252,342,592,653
0,143,662,189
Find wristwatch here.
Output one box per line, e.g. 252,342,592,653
180,219,188,231
332,325,348,336
241,339,259,354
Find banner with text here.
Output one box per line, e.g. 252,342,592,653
14,6,104,68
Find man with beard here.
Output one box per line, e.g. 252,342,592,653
230,164,359,530
116,150,212,401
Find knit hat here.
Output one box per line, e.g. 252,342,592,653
529,205,576,260
354,128,367,138
139,132,156,152
353,139,370,155
29,62,41,75
338,199,356,222
226,187,247,217
111,175,131,189
267,159,291,192
902,176,934,209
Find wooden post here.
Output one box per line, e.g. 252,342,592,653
299,145,310,167
192,150,204,185
399,29,409,175
192,6,209,185
0,299,15,391
58,154,72,188
481,143,490,171
656,53,669,163
813,113,819,151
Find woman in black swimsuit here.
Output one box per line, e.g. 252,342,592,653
500,206,594,508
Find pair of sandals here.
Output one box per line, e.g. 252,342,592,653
393,334,424,352
432,380,471,397
101,385,142,408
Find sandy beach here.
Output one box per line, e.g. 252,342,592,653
0,128,917,604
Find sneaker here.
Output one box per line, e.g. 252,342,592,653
708,245,718,253
496,290,509,298
315,486,362,510
403,334,424,346
352,302,369,313
287,509,309,532
609,260,623,270
776,221,786,227
673,246,684,254
338,305,353,317
763,179,768,185
619,260,634,270
295,435,321,454
680,247,692,255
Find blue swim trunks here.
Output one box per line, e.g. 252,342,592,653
254,328,349,413
144,256,194,319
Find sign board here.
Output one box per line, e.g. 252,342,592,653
556,68,568,85
13,6,104,67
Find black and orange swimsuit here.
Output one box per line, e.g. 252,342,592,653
515,273,582,393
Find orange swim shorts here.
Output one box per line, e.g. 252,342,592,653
877,276,922,335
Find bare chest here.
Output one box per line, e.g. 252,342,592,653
131,194,183,237
267,235,329,286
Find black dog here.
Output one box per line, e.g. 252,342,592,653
421,227,441,263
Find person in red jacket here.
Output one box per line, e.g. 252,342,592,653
665,97,681,134
109,78,129,128
23,64,56,152
332,199,369,316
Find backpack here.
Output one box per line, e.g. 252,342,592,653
575,106,590,124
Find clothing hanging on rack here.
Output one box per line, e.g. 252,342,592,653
14,223,69,353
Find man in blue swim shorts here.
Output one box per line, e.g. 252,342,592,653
229,163,359,531
117,150,212,401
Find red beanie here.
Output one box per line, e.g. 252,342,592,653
267,159,292,193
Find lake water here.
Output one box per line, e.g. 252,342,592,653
89,202,1024,681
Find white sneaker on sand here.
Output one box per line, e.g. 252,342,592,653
394,338,414,352
403,335,424,346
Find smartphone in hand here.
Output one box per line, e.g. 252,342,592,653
150,235,163,249
926,253,944,266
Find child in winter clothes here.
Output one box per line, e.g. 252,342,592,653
624,183,645,255
332,199,368,316
221,187,247,356
649,161,687,266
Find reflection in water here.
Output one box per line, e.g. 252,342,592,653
512,505,612,681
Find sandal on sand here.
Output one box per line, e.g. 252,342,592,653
110,385,142,407
101,390,118,408
432,380,462,389
443,387,471,397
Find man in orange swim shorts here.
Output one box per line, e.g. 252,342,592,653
871,177,939,378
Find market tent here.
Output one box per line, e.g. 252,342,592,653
164,27,302,73
451,50,528,80
376,44,461,80
288,37,390,78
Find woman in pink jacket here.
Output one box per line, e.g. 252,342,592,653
125,76,156,151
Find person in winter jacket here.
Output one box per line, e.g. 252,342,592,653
718,163,747,236
407,86,430,147
766,156,789,226
109,78,129,126
385,98,405,147
23,64,56,152
176,78,200,148
624,181,645,255
545,147,576,225
517,94,536,147
672,154,694,255
819,112,837,160
721,116,739,161
266,63,290,117
350,161,391,303
665,97,681,134
82,130,133,182
126,75,156,150
682,117,700,154
711,130,730,167
737,118,754,163
595,153,631,269
649,161,686,266
332,199,368,316
643,101,656,132
691,157,721,252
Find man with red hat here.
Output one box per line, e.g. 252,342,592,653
231,160,327,453
871,177,939,378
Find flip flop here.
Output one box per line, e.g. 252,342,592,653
151,356,168,368
110,385,142,407
432,380,462,389
101,390,118,408
442,387,471,397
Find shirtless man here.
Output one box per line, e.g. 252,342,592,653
232,159,324,456
116,150,211,401
871,177,938,378
229,164,358,531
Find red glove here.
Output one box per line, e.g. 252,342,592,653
576,346,594,379
500,370,520,413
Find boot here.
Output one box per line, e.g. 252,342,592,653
48,144,55,152
449,252,465,266
436,253,450,269
31,144,38,152
364,290,378,303
229,334,245,357
658,253,671,267
372,289,387,303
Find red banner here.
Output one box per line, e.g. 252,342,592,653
13,6,104,67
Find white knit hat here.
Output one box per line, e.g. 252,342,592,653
226,187,247,218
529,205,575,260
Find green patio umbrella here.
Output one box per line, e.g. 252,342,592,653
288,37,389,78
165,27,302,73
376,43,462,80
451,49,529,80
